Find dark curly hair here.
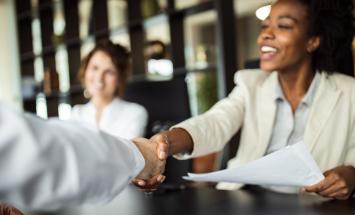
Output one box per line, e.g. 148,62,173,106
78,40,131,97
297,0,355,76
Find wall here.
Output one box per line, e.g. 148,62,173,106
0,0,22,109
236,15,260,70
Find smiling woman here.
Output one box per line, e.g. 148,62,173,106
139,0,355,200
69,41,148,140
257,0,317,75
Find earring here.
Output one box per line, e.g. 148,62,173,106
83,89,91,98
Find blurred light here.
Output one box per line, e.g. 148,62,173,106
58,103,72,120
36,93,48,119
256,5,271,21
147,59,173,77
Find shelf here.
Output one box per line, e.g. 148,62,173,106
17,1,54,19
172,1,214,17
17,11,32,21
129,1,213,29
16,0,237,116
22,84,84,103
143,13,168,29
20,45,56,62
187,64,217,73
37,2,53,11
21,65,211,103
19,1,215,63
20,35,97,62
110,26,129,37
23,96,36,103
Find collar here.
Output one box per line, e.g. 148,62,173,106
274,72,321,106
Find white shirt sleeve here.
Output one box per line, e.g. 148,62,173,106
0,104,145,211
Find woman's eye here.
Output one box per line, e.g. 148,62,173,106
278,24,292,29
106,70,116,76
261,24,269,29
90,65,98,71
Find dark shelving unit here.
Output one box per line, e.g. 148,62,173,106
15,0,237,115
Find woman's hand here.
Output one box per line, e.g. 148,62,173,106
0,203,24,215
132,128,193,192
304,165,355,200
131,134,169,192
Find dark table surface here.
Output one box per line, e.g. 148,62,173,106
28,185,355,215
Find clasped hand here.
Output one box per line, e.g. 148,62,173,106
132,134,169,191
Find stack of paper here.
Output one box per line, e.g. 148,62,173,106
183,142,324,187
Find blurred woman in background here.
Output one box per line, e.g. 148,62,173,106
70,41,148,139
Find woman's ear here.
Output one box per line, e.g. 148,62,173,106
307,36,321,53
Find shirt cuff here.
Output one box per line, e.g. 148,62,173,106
123,140,145,178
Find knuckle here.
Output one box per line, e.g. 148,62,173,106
343,188,349,194
338,181,346,188
332,174,340,180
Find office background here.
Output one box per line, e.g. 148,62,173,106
0,0,272,115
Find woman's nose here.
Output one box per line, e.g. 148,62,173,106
95,71,104,82
260,27,274,40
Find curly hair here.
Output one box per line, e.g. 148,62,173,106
78,40,131,97
297,0,355,76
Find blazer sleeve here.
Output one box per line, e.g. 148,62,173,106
0,104,144,211
173,72,248,159
345,93,355,167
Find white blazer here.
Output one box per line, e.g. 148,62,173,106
175,69,355,191
71,98,148,139
0,104,144,211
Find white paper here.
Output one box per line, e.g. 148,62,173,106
183,142,324,187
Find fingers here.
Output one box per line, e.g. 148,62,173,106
304,174,338,193
318,180,344,196
158,143,169,160
133,138,165,179
132,133,170,192
324,179,352,199
132,178,147,187
151,133,170,160
304,181,327,193
0,203,24,215
132,175,166,192
330,191,350,200
304,166,355,200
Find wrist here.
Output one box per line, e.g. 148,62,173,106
345,165,355,175
162,131,171,155
167,128,194,155
129,139,147,178
350,166,355,197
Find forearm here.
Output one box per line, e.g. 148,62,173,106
163,128,194,156
347,165,355,187
0,105,144,210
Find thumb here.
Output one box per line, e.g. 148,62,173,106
158,142,169,160
152,133,169,160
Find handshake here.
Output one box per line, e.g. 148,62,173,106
131,133,170,191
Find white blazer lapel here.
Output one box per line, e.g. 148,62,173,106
256,72,278,156
305,72,341,151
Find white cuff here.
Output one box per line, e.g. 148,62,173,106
122,140,145,178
